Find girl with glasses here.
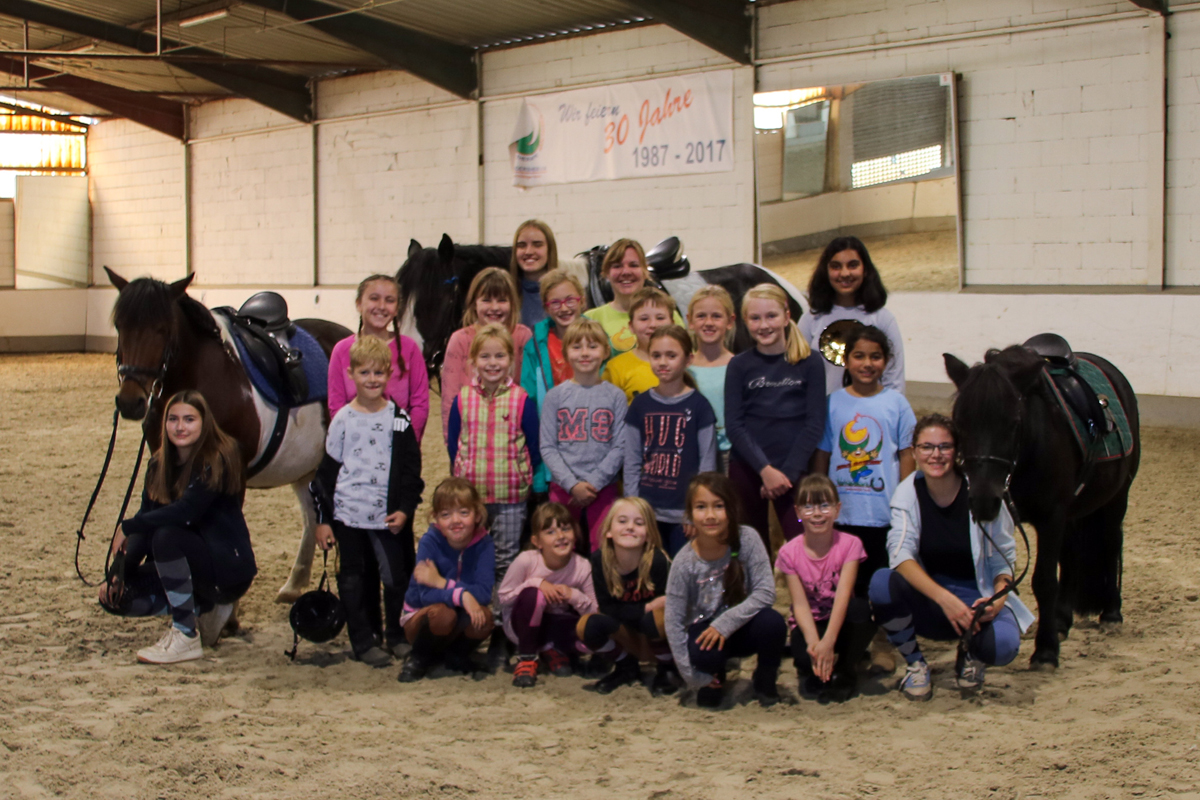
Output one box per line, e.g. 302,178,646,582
868,414,1034,701
810,325,916,598
523,270,592,500
775,474,876,702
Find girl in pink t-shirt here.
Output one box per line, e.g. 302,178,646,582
775,474,876,702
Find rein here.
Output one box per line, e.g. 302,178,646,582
958,489,1033,656
75,343,169,587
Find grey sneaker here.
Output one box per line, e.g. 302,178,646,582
956,649,987,690
899,659,933,701
355,646,393,668
197,603,234,648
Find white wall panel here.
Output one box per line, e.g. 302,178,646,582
189,126,314,285
14,176,89,289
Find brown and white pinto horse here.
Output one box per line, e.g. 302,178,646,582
105,268,350,606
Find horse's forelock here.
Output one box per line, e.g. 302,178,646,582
954,359,1021,432
112,277,174,331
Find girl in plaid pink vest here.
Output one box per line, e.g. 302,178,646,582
447,324,542,613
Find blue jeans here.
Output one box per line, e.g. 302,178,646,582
868,568,1021,666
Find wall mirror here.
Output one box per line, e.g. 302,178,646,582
754,73,961,295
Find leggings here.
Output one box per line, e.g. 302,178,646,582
789,596,876,678
403,603,494,653
103,528,250,636
335,521,415,655
869,569,1021,667
549,482,619,553
688,607,787,685
838,525,890,598
728,457,804,555
507,586,586,657
580,610,671,662
486,502,525,598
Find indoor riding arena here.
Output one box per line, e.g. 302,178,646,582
2,1,1200,798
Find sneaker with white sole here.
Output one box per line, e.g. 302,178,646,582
956,649,987,690
899,659,933,701
137,627,203,665
197,603,234,648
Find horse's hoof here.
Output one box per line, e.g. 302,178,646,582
1057,630,1069,642
1099,619,1123,634
275,586,304,604
1029,652,1059,671
222,616,240,637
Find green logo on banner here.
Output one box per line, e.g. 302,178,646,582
516,123,541,156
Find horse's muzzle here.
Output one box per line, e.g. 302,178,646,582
116,386,148,421
969,494,1003,524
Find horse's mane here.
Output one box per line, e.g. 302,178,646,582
396,246,451,308
111,277,220,340
453,244,510,270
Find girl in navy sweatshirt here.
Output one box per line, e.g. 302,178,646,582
398,478,496,682
724,283,826,555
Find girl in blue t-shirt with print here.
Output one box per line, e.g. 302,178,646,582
811,324,915,596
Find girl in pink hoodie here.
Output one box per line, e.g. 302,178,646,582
498,503,598,688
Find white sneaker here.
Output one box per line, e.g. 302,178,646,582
137,626,203,664
197,604,234,648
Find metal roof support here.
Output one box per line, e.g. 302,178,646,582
0,58,184,137
627,0,751,64
240,0,478,99
0,0,313,121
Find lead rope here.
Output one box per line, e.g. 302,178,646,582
74,406,121,586
958,489,1032,656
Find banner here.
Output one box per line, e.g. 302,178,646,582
509,70,734,187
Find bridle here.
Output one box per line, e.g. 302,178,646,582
115,331,174,407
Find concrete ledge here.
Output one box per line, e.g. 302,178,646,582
0,334,85,353
906,381,1200,429
763,216,956,255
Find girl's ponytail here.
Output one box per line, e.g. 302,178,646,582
722,523,747,606
783,318,809,365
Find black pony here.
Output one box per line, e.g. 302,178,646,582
397,233,807,378
944,345,1140,668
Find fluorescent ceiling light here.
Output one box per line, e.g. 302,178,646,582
179,9,230,28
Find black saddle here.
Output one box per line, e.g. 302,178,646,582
1023,333,1112,440
645,236,691,280
1023,332,1076,368
215,293,308,407
238,291,291,334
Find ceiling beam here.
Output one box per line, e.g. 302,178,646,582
0,57,184,137
241,0,477,99
626,0,751,64
0,0,313,121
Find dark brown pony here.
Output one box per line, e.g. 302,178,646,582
106,268,350,602
945,346,1140,668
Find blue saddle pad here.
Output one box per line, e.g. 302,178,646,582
232,324,328,408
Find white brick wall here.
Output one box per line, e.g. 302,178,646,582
189,118,314,285
481,27,756,268
758,0,1159,286
88,119,186,283
317,103,478,285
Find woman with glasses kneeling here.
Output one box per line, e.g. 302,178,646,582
868,414,1033,701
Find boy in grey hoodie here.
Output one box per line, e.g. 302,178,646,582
539,318,628,551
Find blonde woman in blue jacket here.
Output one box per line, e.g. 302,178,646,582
868,414,1033,701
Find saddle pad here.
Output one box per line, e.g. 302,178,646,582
1047,356,1134,461
232,324,329,408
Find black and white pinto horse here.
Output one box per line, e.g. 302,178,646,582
396,234,808,379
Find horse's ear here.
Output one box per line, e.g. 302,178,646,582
168,273,195,299
944,353,970,388
438,233,455,264
408,239,422,259
104,266,128,291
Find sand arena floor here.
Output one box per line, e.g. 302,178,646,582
1,352,1198,800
